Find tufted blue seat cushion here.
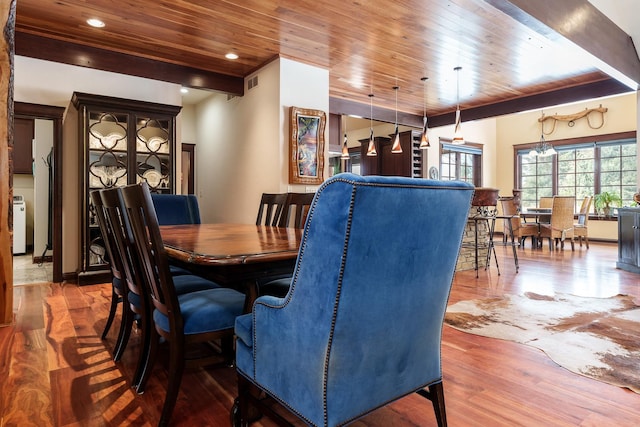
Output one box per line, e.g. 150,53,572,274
153,287,245,335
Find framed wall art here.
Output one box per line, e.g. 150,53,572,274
289,106,325,185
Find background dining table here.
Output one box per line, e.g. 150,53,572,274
161,223,302,307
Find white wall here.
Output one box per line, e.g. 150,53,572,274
194,58,329,225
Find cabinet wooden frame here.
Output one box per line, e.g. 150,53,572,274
289,106,325,185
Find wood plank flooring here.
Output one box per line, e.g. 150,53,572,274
2,242,640,426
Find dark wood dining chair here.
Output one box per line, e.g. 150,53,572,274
89,190,133,362
120,183,246,426
255,192,287,226
100,186,226,395
259,192,315,297
278,192,315,228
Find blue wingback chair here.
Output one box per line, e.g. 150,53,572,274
150,193,201,225
233,173,474,427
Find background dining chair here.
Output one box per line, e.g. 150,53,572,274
150,193,201,225
232,173,475,427
499,196,539,248
121,183,246,426
90,190,133,362
537,196,554,224
277,192,314,228
574,195,593,248
150,193,201,276
259,192,315,297
255,192,287,226
539,196,576,251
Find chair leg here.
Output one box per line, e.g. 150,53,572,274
159,338,186,427
132,307,151,389
585,236,589,249
417,382,447,427
136,326,159,394
102,288,120,339
113,302,134,361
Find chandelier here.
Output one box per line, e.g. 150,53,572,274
529,112,557,157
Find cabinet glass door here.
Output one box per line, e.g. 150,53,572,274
86,111,129,269
135,116,172,193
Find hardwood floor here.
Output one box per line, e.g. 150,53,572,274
2,242,640,426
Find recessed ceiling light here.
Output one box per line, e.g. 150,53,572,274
180,87,189,94
87,18,105,28
225,52,239,60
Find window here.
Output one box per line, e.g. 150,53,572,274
440,140,483,186
516,132,637,212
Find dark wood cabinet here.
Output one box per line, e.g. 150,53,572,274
359,130,424,178
617,208,640,274
66,92,181,281
13,117,34,174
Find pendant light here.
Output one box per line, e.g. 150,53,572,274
452,66,464,145
391,85,402,153
366,93,377,156
419,76,430,149
341,116,350,159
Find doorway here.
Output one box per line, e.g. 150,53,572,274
14,102,64,283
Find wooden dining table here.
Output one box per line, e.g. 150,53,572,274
520,207,552,222
160,223,302,304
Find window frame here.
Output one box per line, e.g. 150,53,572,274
440,138,484,186
514,131,637,214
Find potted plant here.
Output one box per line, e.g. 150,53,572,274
594,191,623,217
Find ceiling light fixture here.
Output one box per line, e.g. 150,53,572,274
419,76,430,149
86,18,105,28
391,85,402,154
180,87,189,94
341,116,350,160
225,52,239,60
366,93,377,156
452,66,464,145
529,111,557,157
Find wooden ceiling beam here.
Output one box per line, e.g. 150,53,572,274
484,0,640,89
15,32,244,96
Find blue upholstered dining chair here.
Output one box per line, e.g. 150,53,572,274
150,193,201,276
121,183,246,426
150,193,201,225
232,173,474,427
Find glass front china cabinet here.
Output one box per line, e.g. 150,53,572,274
69,92,182,283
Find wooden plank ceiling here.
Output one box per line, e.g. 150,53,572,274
14,0,638,126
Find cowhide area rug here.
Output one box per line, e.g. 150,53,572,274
445,292,640,393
